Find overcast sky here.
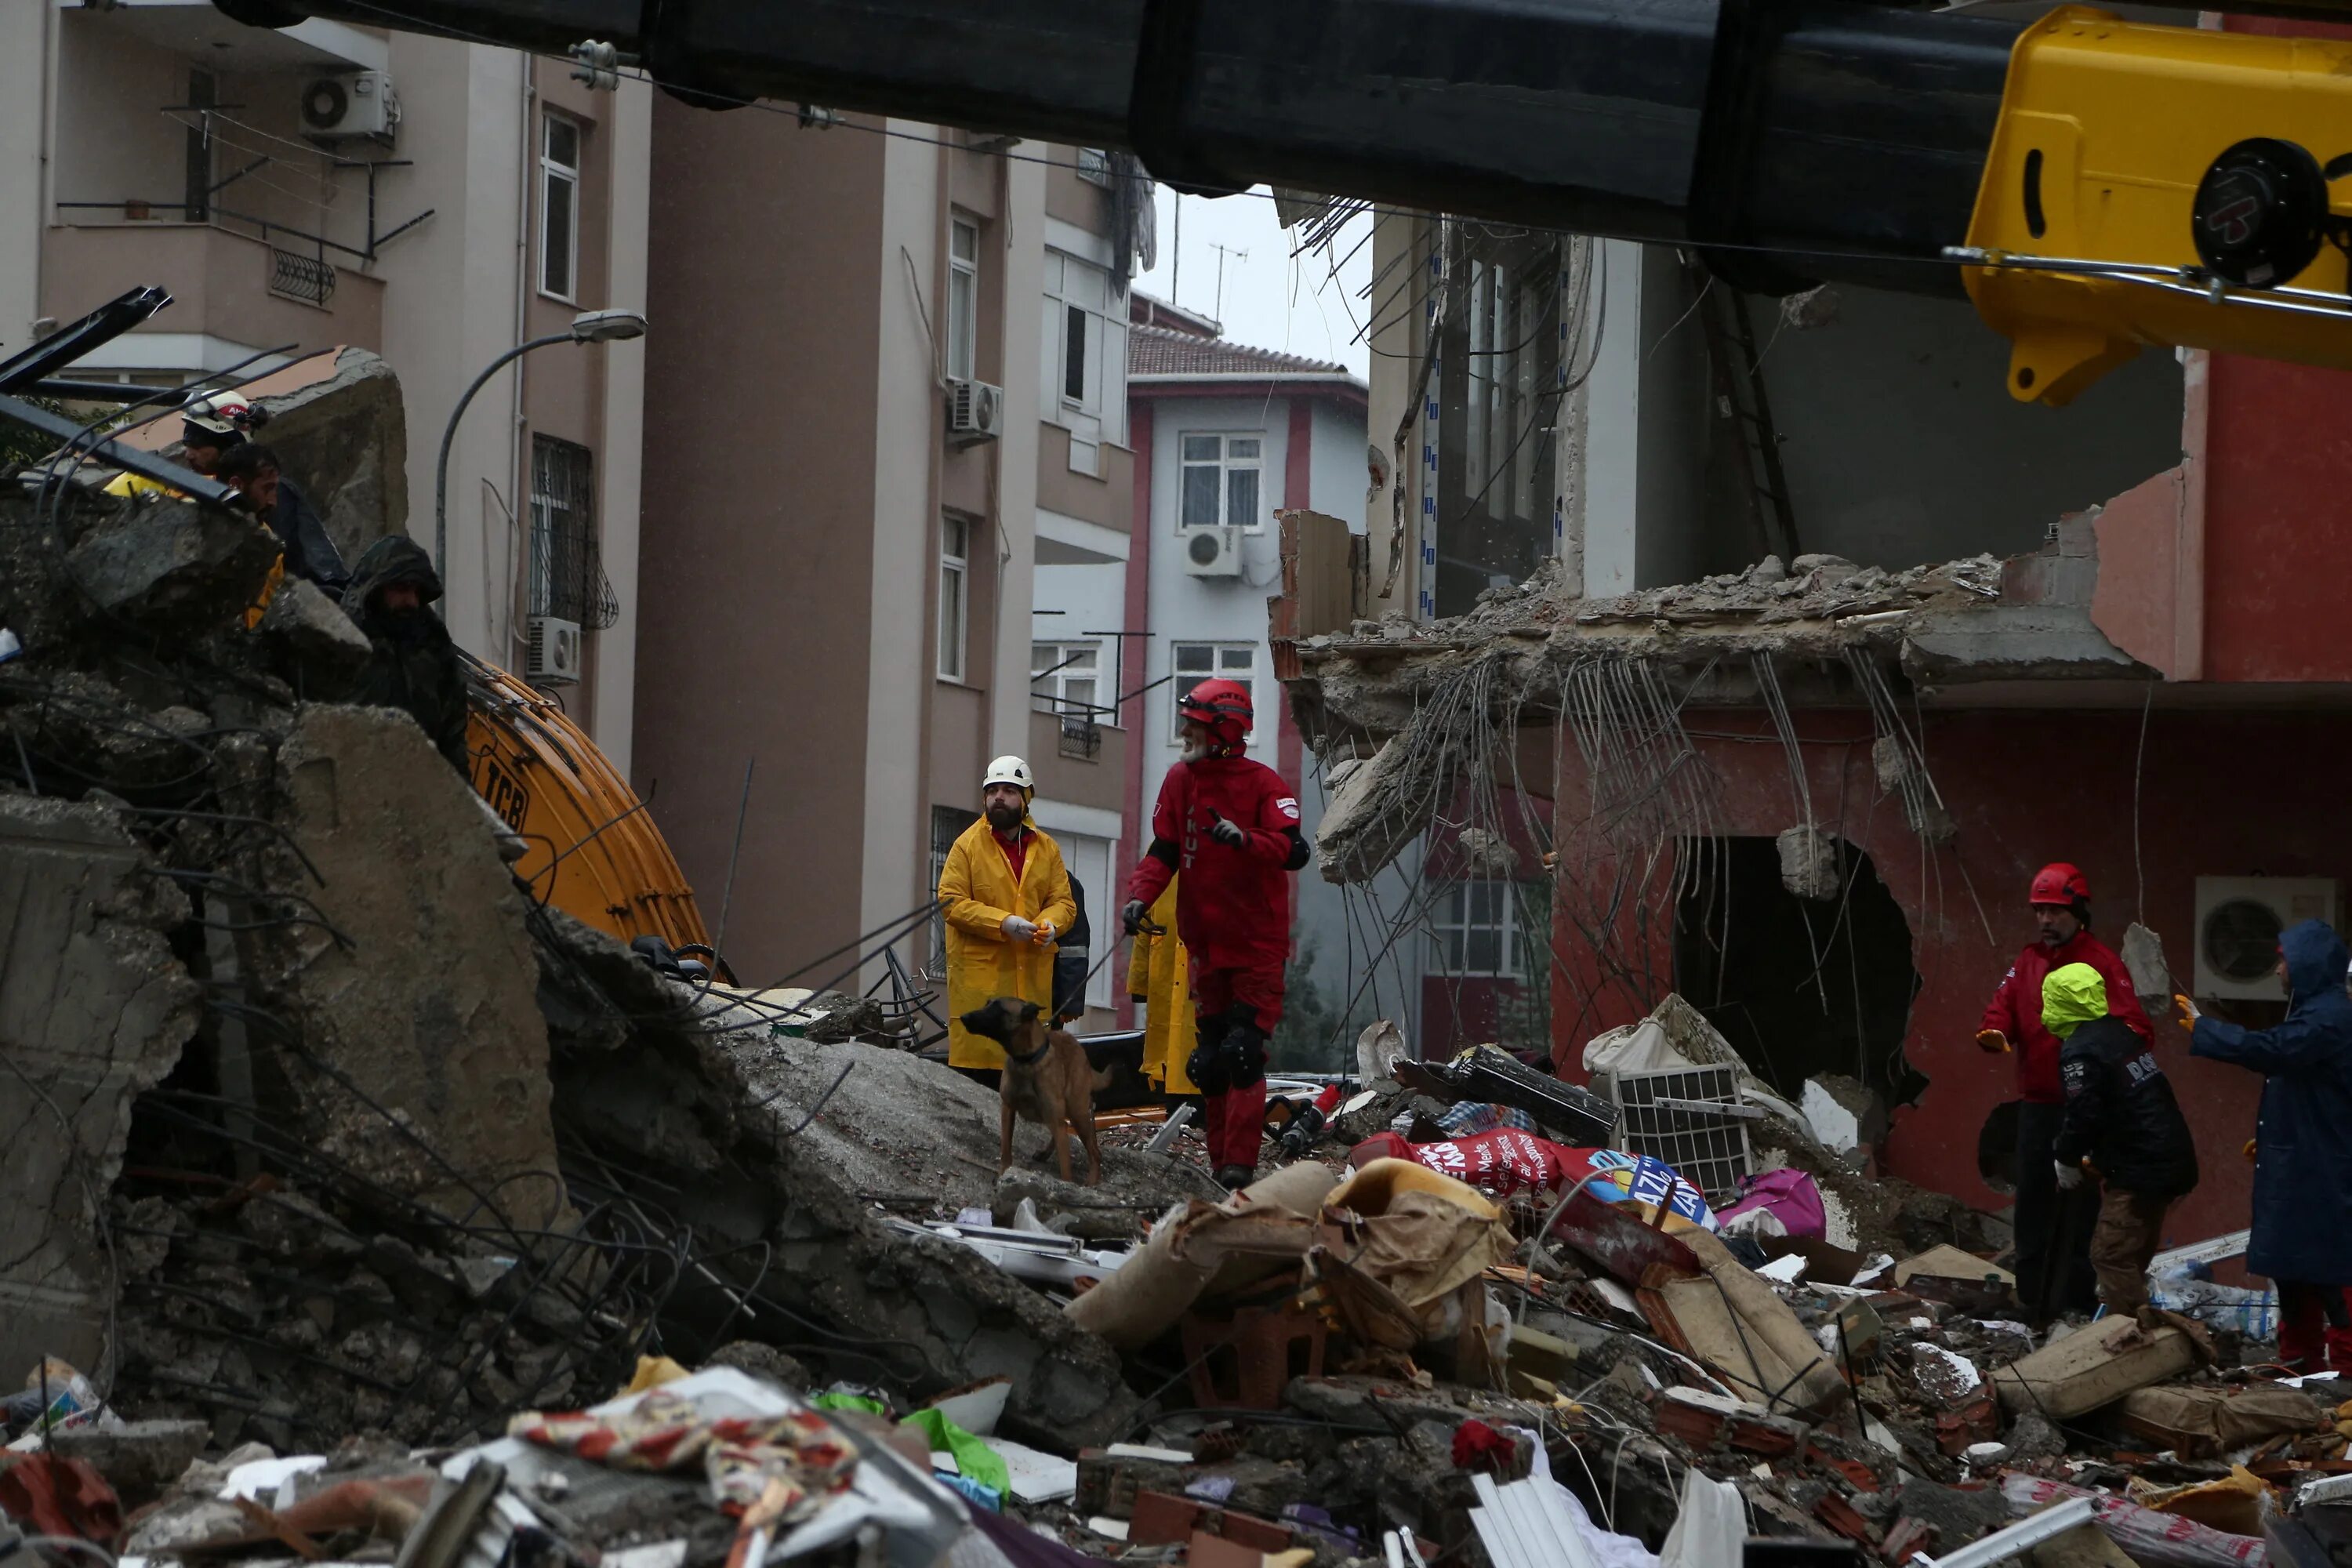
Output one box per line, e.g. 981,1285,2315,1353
1130,184,1373,380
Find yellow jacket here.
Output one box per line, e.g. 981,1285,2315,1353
939,817,1076,1069
1131,881,1199,1094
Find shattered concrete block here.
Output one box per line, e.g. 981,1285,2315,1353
63,498,281,633
258,577,372,695
252,703,568,1229
1801,1074,1887,1154
2122,923,2175,1009
1454,826,1519,878
49,1418,209,1504
0,797,201,1377
249,348,409,563
1871,735,1959,847
1777,825,1842,901
1316,737,1436,884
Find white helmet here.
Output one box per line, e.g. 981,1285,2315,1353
982,754,1033,794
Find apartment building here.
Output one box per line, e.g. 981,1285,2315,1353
0,2,652,765
631,116,1145,998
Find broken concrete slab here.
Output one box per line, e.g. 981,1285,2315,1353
251,703,567,1229
1899,604,2154,687
1777,825,1842,901
245,348,409,563
1894,1244,2013,1289
1991,1318,2196,1419
49,1417,209,1504
1800,1074,1886,1155
2122,922,2176,1008
257,575,372,695
63,497,281,633
1316,738,1436,884
0,796,201,1378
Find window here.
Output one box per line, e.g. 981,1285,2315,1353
947,217,978,382
1432,880,1523,978
1030,641,1102,716
1171,643,1255,742
938,514,970,681
1040,249,1127,473
539,113,582,302
1074,147,1112,187
529,435,616,627
1433,234,1563,615
1178,434,1263,531
927,804,980,977
1063,303,1087,404
184,71,217,223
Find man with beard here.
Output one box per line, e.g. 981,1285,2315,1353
938,755,1077,1085
339,535,470,774
1121,679,1310,1189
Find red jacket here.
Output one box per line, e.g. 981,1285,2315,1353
1127,753,1303,971
1980,929,2154,1102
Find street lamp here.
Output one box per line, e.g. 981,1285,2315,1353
433,307,649,597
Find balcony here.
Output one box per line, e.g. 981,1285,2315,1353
1029,707,1126,815
42,223,383,372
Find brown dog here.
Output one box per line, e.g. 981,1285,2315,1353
958,996,1108,1185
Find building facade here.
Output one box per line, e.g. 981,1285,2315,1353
630,118,1145,1000
0,4,651,763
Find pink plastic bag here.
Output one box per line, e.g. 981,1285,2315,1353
1715,1169,1827,1241
2002,1474,2267,1568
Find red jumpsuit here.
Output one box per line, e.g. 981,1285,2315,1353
1127,753,1304,1169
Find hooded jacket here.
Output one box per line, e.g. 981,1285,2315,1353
2044,963,2198,1198
341,535,470,774
2193,920,2352,1285
1980,926,2154,1102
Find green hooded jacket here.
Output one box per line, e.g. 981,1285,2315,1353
2039,962,2108,1040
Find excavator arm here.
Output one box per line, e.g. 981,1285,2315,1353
216,0,2352,399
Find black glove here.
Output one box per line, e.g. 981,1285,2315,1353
1210,815,1246,848
1121,898,1149,935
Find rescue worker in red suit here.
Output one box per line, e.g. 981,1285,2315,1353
1122,679,1311,1189
1977,862,2154,1323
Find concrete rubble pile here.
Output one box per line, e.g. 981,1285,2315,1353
3,381,2347,1568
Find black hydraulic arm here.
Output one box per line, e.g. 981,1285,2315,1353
218,0,2043,296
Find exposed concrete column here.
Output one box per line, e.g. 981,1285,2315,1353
589,74,652,775
1363,210,1423,621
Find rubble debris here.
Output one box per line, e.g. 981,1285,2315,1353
0,796,201,1376
1800,1075,1888,1158
1992,1318,2200,1418
2115,1383,2327,1458
1777,824,1843,901
2004,1474,2270,1568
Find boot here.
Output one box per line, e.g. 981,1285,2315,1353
1215,1163,1256,1192
2278,1295,2328,1374
2327,1324,2352,1374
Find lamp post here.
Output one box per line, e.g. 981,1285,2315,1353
433,307,648,602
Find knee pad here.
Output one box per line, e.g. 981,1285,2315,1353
1223,1018,1269,1091
1188,1014,1232,1095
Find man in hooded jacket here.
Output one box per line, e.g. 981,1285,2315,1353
2186,920,2352,1372
2042,963,2198,1314
341,535,470,775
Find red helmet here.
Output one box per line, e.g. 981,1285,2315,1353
2029,862,2091,906
1178,677,1253,751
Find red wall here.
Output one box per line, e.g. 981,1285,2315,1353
2200,354,2352,682
1548,706,2352,1258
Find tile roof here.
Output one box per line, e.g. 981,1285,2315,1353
1127,321,1352,379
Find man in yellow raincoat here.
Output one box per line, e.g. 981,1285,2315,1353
1129,881,1199,1096
939,755,1076,1080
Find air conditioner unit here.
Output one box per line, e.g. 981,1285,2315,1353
1182,524,1243,579
525,615,583,687
946,377,1004,447
2194,876,2340,1000
300,71,396,140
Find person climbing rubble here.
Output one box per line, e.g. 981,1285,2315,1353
1976,862,2151,1323
213,441,350,596
1121,677,1309,1190
939,755,1076,1086
2041,962,2198,1316
2182,919,2352,1373
340,534,470,774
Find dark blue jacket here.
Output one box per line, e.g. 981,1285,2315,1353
2191,920,2352,1286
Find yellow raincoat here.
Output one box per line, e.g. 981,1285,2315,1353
939,817,1076,1070
1131,881,1200,1095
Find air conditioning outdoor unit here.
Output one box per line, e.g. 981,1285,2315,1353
300,71,397,140
946,377,1004,447
2194,876,2340,1000
1183,524,1243,579
526,615,583,687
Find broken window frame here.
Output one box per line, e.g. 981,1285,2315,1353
947,215,979,383
938,514,971,683
1432,230,1563,616
539,111,583,304
1075,147,1113,188
1429,877,1525,978
1177,433,1264,532
528,434,616,630
1170,642,1256,745
1040,248,1126,473
1030,640,1104,718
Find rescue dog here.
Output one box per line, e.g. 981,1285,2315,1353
958,996,1109,1185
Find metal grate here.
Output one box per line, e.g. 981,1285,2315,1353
530,435,619,630
267,248,336,307
1058,712,1102,760
1607,1064,1754,1200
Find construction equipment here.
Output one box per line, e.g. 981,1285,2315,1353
213,0,2352,405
